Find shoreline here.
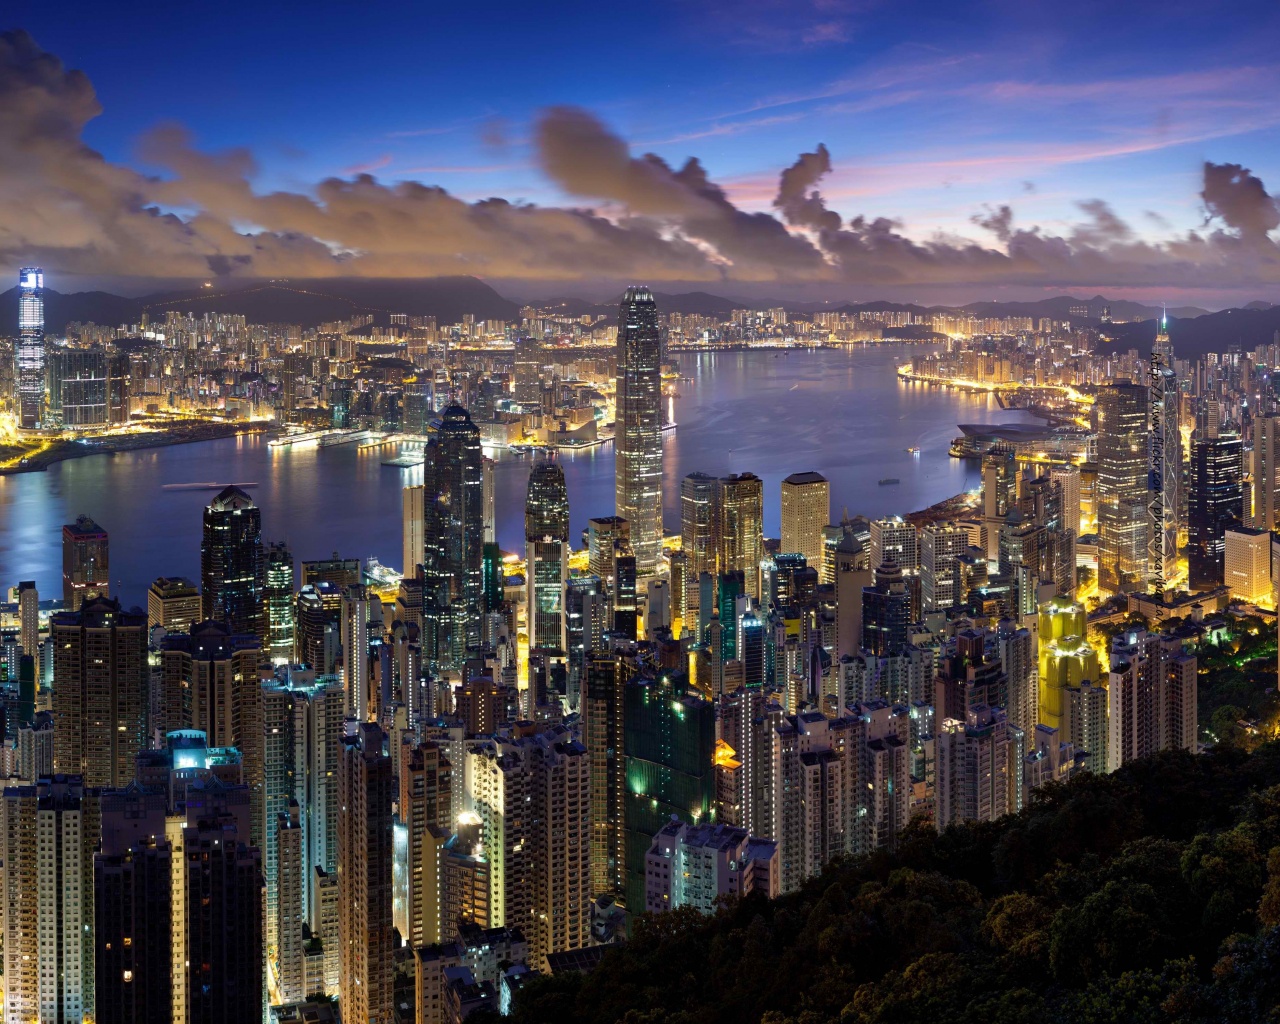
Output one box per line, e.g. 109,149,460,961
0,422,274,475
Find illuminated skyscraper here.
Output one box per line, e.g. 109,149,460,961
15,266,45,429
1252,413,1280,531
614,287,664,575
919,523,968,612
423,405,484,670
51,596,148,788
1188,434,1243,590
201,486,265,640
402,484,425,578
147,576,202,634
1096,381,1149,593
17,580,37,657
525,460,570,651
514,335,543,409
717,473,764,601
62,513,110,609
780,471,829,569
868,516,918,575
680,472,718,612
1148,315,1179,593
264,541,295,664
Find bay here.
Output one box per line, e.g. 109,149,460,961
0,345,1035,606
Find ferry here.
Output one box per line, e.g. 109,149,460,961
906,447,920,454
878,478,901,486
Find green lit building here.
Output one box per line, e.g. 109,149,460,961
623,674,715,910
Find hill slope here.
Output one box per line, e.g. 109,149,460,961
501,745,1280,1024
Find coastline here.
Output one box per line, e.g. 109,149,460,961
0,421,274,475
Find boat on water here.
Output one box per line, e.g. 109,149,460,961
906,447,920,454
161,481,260,490
878,478,901,485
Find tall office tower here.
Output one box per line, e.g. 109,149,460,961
584,653,627,902
51,596,148,788
300,555,361,590
1253,413,1280,531
18,580,38,657
1050,464,1083,534
338,722,394,1024
832,534,872,658
1224,527,1272,603
201,486,265,639
525,460,570,651
182,819,264,1024
982,451,1018,560
147,576,202,634
1188,434,1244,590
1107,631,1198,771
1148,315,1179,593
62,514,110,609
15,266,45,428
614,287,664,576
423,405,485,670
680,472,719,613
294,584,340,674
718,473,765,600
398,741,453,948
1096,381,1150,594
276,801,306,1004
623,675,715,910
264,542,295,664
3,776,100,1024
340,584,381,720
564,577,607,704
780,471,829,568
862,559,910,656
587,516,630,583
95,838,172,1024
920,524,969,611
482,456,496,545
403,484,425,578
868,516,918,575
514,335,543,408
934,706,1026,830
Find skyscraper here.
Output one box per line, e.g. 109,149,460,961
17,580,38,657
780,471,829,569
1253,413,1280,532
264,542,296,664
62,514,110,610
514,335,543,409
338,722,394,1024
200,486,265,640
15,266,45,429
919,523,968,612
1096,381,1149,594
423,405,484,670
403,483,425,578
1148,316,1179,593
51,596,149,788
614,287,664,576
718,472,764,601
525,460,570,652
584,654,626,902
147,576,202,634
868,516,918,575
1188,434,1243,590
680,472,718,611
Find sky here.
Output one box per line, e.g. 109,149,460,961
4,0,1280,305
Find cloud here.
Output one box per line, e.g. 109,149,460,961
3,29,1280,296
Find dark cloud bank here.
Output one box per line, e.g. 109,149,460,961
3,29,1280,300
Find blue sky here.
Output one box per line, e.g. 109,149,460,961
7,0,1280,301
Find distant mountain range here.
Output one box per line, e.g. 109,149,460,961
0,277,1275,360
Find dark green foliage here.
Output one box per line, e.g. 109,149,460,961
506,745,1280,1024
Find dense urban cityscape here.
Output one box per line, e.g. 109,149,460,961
6,4,1280,1023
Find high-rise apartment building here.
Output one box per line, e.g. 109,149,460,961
16,266,45,429
62,514,110,610
862,558,910,656
919,523,969,611
614,287,664,575
1188,434,1243,590
868,516,918,575
95,837,172,1024
1107,631,1198,771
276,800,306,1004
2,775,100,1024
1096,381,1149,593
51,596,148,788
423,405,484,670
340,584,381,720
147,576,202,634
338,722,395,1024
200,486,265,639
17,579,38,656
1252,413,1280,531
935,706,1025,829
398,740,453,948
583,653,626,902
644,819,779,914
780,471,829,570
403,484,425,578
525,460,570,652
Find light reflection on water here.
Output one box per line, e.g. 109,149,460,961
0,346,1034,606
